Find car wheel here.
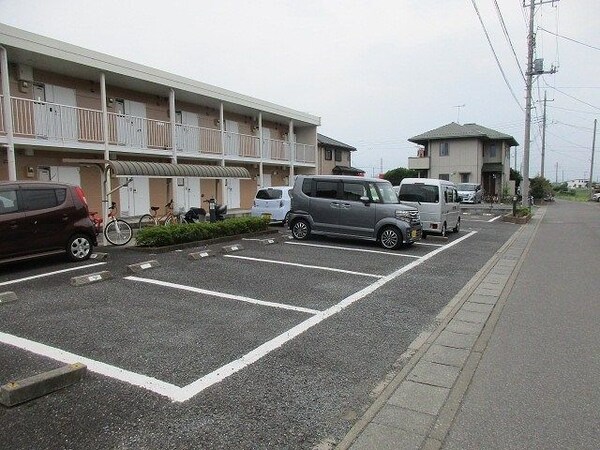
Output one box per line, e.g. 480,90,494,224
67,234,93,262
441,222,447,237
379,226,402,250
453,218,460,233
291,219,311,240
422,231,427,239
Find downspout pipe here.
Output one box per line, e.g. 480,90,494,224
0,46,16,180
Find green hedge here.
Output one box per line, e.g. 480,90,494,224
135,216,270,247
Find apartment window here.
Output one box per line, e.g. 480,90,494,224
335,149,342,162
489,144,497,158
325,149,332,160
460,173,470,183
439,173,450,181
439,142,449,157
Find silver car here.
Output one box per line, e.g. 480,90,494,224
288,175,422,249
456,183,483,204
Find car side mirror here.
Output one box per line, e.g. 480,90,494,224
360,196,371,204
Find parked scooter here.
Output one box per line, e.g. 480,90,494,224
204,198,227,222
182,195,228,224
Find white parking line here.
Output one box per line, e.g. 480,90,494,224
124,276,320,315
223,255,384,278
284,241,421,258
488,215,502,222
0,331,181,400
1,231,477,402
0,262,108,287
174,230,478,402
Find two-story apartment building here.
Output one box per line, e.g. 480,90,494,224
0,24,320,218
316,134,364,176
407,122,518,197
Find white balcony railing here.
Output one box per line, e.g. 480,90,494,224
1,96,315,166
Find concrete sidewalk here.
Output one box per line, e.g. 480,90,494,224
338,200,600,449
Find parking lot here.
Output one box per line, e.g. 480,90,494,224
1,211,516,449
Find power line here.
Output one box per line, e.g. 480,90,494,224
543,78,600,111
470,0,524,111
493,0,525,81
538,27,600,51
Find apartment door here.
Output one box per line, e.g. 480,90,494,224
225,120,240,156
118,177,150,217
33,84,77,141
175,111,199,153
261,173,272,188
225,178,240,209
175,178,201,211
261,128,271,159
114,99,147,148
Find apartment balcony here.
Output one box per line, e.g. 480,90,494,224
0,96,316,165
408,156,430,170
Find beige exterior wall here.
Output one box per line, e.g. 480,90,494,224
317,146,352,175
429,139,481,184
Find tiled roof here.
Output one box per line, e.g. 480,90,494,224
317,134,357,151
408,122,518,147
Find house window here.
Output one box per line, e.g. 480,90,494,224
439,142,449,157
489,144,497,158
439,173,450,181
460,173,470,183
335,149,342,162
324,149,332,160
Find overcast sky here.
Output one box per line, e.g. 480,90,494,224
1,0,599,181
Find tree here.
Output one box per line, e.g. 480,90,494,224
383,167,417,186
529,176,553,199
510,168,522,190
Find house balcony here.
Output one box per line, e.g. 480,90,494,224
408,156,430,170
0,96,316,166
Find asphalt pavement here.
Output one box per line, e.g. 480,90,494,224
339,199,600,449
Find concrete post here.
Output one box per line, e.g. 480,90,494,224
0,46,16,180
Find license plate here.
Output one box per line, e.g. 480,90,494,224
411,230,417,238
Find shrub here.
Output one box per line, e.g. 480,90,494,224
135,216,270,247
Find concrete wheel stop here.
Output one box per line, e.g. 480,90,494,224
0,363,87,407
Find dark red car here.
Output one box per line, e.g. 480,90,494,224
0,181,97,263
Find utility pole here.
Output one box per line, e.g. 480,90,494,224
555,161,558,184
540,90,552,178
589,119,597,199
522,0,558,206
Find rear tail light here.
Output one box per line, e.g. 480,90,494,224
253,200,257,207
74,186,89,208
279,200,284,207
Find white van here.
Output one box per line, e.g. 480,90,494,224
395,178,461,237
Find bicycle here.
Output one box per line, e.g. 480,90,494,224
103,202,133,246
138,199,187,229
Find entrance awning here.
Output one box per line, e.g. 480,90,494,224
331,165,366,176
481,163,503,173
63,159,251,178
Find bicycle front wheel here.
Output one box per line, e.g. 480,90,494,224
138,214,156,230
104,219,133,246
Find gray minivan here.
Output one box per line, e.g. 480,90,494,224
288,175,422,249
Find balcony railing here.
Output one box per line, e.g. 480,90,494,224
1,96,316,164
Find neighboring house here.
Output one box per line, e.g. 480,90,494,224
407,122,518,197
317,133,364,176
566,179,588,189
0,24,320,216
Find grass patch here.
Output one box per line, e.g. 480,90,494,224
555,189,594,202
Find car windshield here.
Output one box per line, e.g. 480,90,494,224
375,182,399,204
457,184,476,191
255,189,282,200
398,184,439,203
